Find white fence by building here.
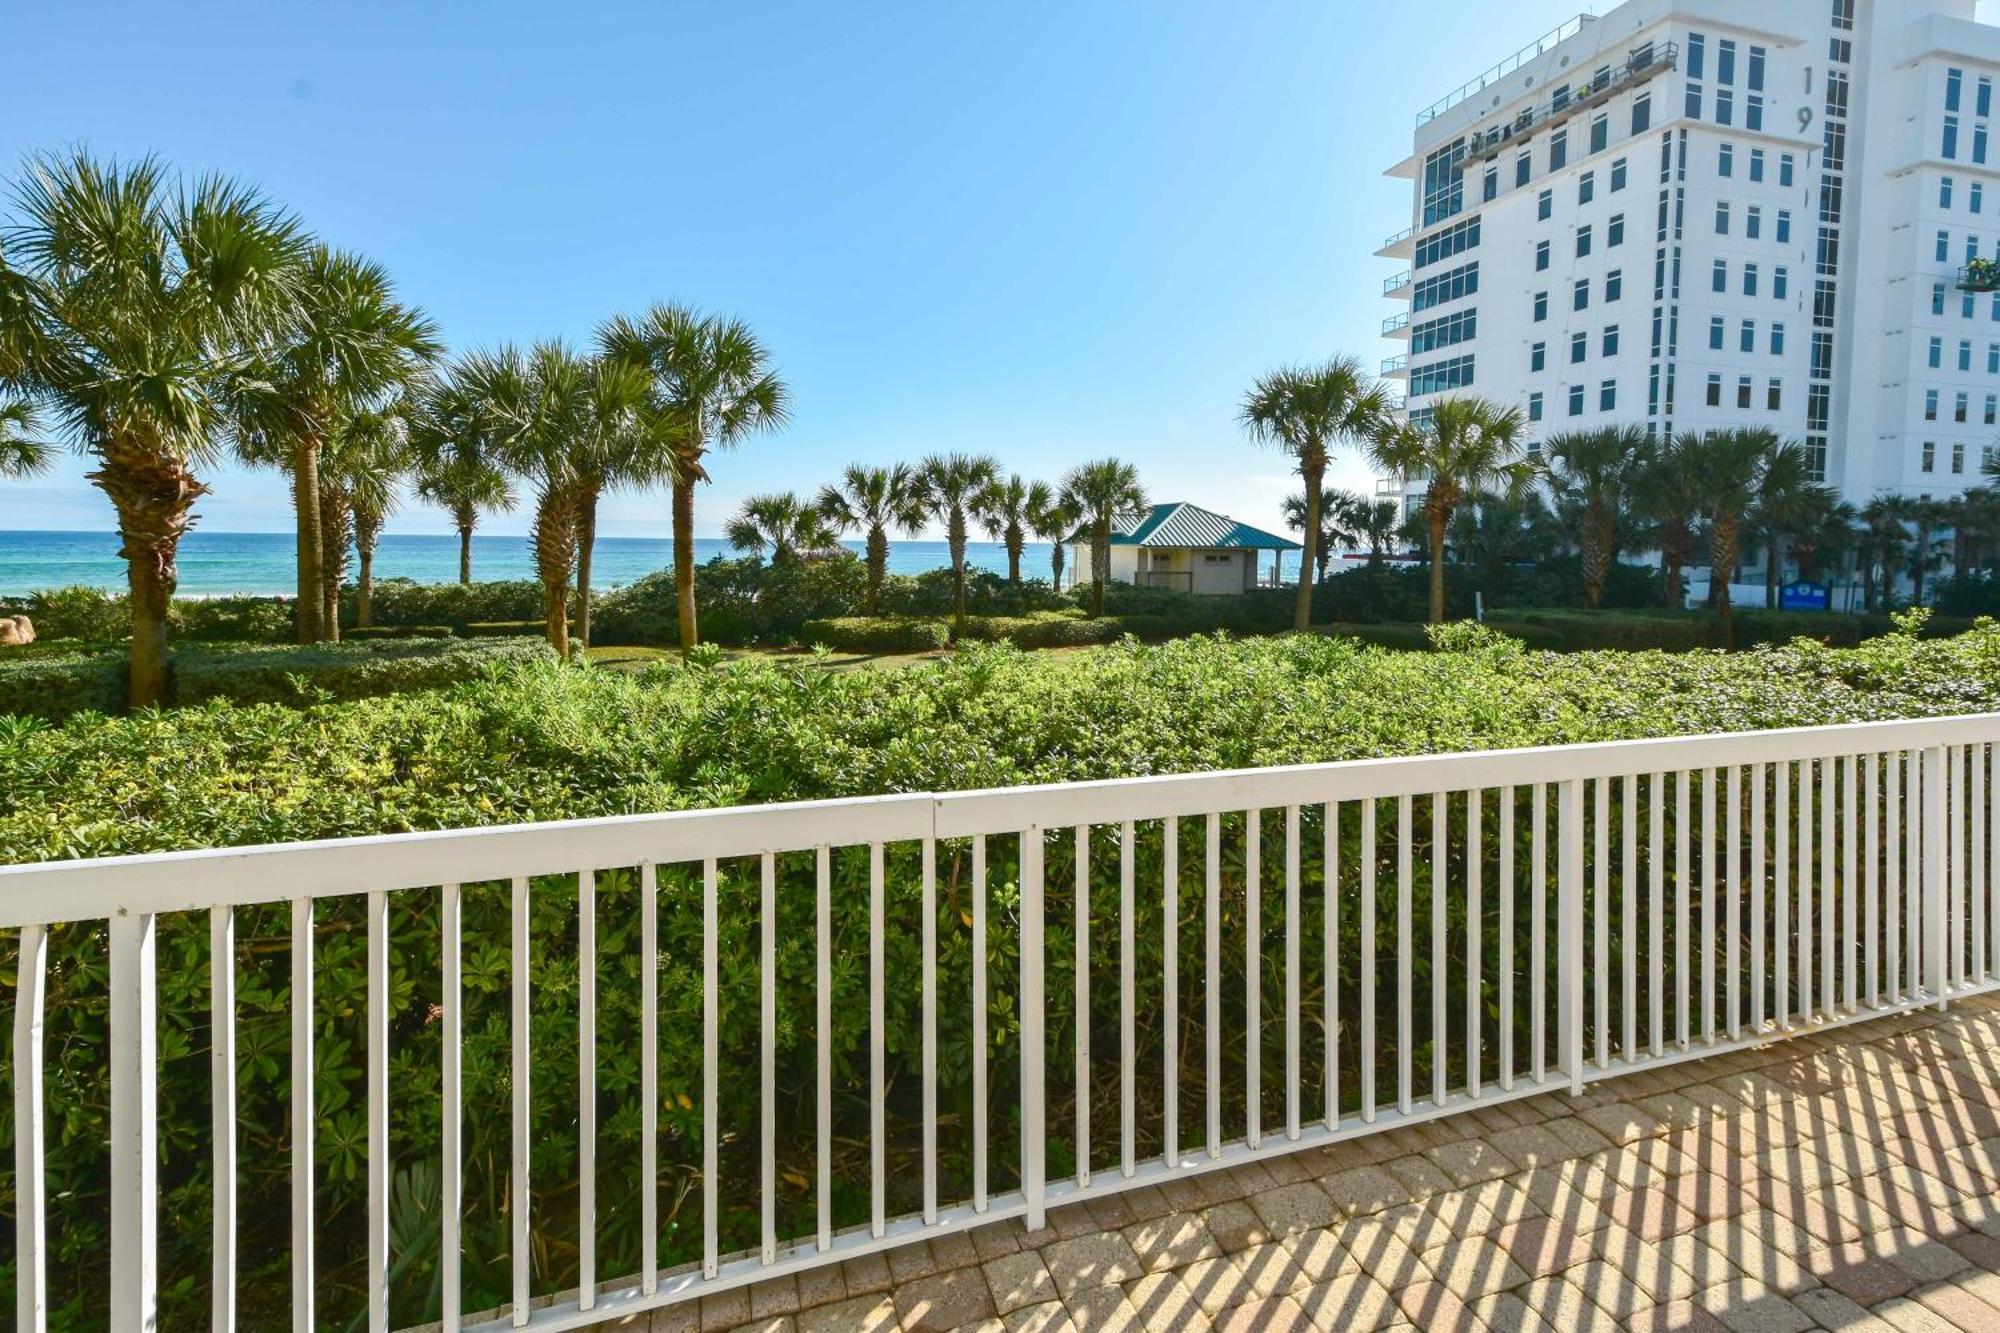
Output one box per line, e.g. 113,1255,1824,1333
3,714,1997,1330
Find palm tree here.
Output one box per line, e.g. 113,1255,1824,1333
974,474,1039,584
0,398,52,478
327,405,412,631
1858,496,1909,611
818,463,922,612
1368,396,1534,623
461,342,601,656
1356,498,1402,567
597,304,789,653
1672,428,1787,643
1241,357,1394,630
1884,494,1952,606
0,151,307,706
1635,435,1704,609
914,452,1001,632
1060,458,1148,617
235,245,438,642
1542,425,1653,609
1027,484,1080,591
1283,484,1365,584
1744,441,1818,609
727,491,838,565
411,372,515,584
569,357,650,648
1790,491,1858,588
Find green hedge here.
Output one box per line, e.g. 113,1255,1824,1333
0,636,554,721
462,619,558,637
346,623,455,640
1491,608,1979,652
798,616,952,653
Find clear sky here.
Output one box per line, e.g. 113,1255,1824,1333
1,1,1698,539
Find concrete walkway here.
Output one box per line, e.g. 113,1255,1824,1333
609,992,2000,1332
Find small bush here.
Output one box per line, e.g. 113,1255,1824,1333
462,619,556,637
799,616,952,653
0,647,126,721
346,624,454,640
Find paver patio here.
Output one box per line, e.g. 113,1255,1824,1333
572,991,2000,1331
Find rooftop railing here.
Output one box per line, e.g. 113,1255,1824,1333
1458,43,1678,169
1415,15,1589,126
6,717,1996,1329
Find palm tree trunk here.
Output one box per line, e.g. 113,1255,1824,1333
456,503,476,584
93,452,204,709
1092,524,1109,617
293,438,325,643
1427,508,1449,624
1294,466,1322,632
866,525,888,614
673,475,699,652
949,510,968,636
1713,516,1740,648
535,495,576,658
1051,542,1065,591
320,485,349,644
1007,522,1022,584
576,491,597,649
1765,536,1781,609
355,508,381,629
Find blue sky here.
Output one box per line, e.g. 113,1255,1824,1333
7,1,1655,538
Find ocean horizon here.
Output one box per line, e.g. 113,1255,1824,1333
0,528,1082,597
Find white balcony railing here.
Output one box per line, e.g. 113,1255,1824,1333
5,716,1999,1330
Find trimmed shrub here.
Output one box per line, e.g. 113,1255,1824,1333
799,616,952,653
462,619,561,637
348,577,547,629
346,624,455,639
0,647,126,721
958,610,1126,648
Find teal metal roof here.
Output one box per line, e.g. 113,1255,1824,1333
1072,502,1301,551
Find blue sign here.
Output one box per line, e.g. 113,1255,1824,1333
1780,581,1830,611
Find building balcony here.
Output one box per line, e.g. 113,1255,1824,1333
1382,312,1411,338
1458,42,1678,169
1381,353,1409,377
1384,269,1412,297
1959,259,2000,292
1376,224,1415,259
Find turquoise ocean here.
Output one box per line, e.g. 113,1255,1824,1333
0,530,1068,597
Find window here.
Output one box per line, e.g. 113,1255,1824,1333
1749,45,1766,92
1718,39,1736,86
1528,391,1544,422
1688,32,1705,79
1949,67,1964,114
1930,336,1944,368
1926,388,1940,421
1967,291,1978,319
1590,114,1608,155
1533,291,1548,321
1767,379,1782,411
1571,332,1588,364
1971,235,1983,263
1537,189,1553,221
1750,148,1765,183
1710,317,1726,350
1605,269,1623,301
1706,373,1723,406
1409,308,1478,354
1516,152,1532,188
1608,214,1626,247
1686,80,1703,120
1573,279,1590,311
1981,75,1993,118
1957,390,1970,423
1943,176,1956,209
1976,125,1989,165
1935,283,1949,317
1939,230,1952,264
1961,339,1974,371
1989,343,1999,373
1775,210,1790,244
1531,342,1546,372
1600,379,1618,411
1744,263,1759,297
1922,440,1937,473
1771,324,1785,355
1408,354,1477,396
1780,154,1795,188
1718,143,1734,178
1740,319,1756,354
1550,130,1567,172
1774,267,1789,300
1566,383,1585,416
1576,225,1592,258
1578,172,1595,205
1746,206,1762,240
1483,166,1498,202
1975,182,1986,214
1611,157,1628,192
1536,239,1551,271
1713,259,1729,293
1631,97,1650,135
1716,88,1734,125
1954,442,1967,474
1946,116,1961,160
1414,216,1481,270
1747,95,1763,132
1602,325,1620,356
1985,394,1996,426
1715,201,1731,235
1411,262,1478,311
1737,376,1752,409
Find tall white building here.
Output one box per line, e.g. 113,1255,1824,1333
1381,0,2000,507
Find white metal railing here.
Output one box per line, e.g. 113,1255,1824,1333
1415,15,1589,126
4,716,1999,1331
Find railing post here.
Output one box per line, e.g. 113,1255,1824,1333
110,911,159,1333
1557,780,1585,1096
1020,827,1046,1233
1925,746,1948,1010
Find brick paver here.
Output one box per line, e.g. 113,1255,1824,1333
573,993,2000,1332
